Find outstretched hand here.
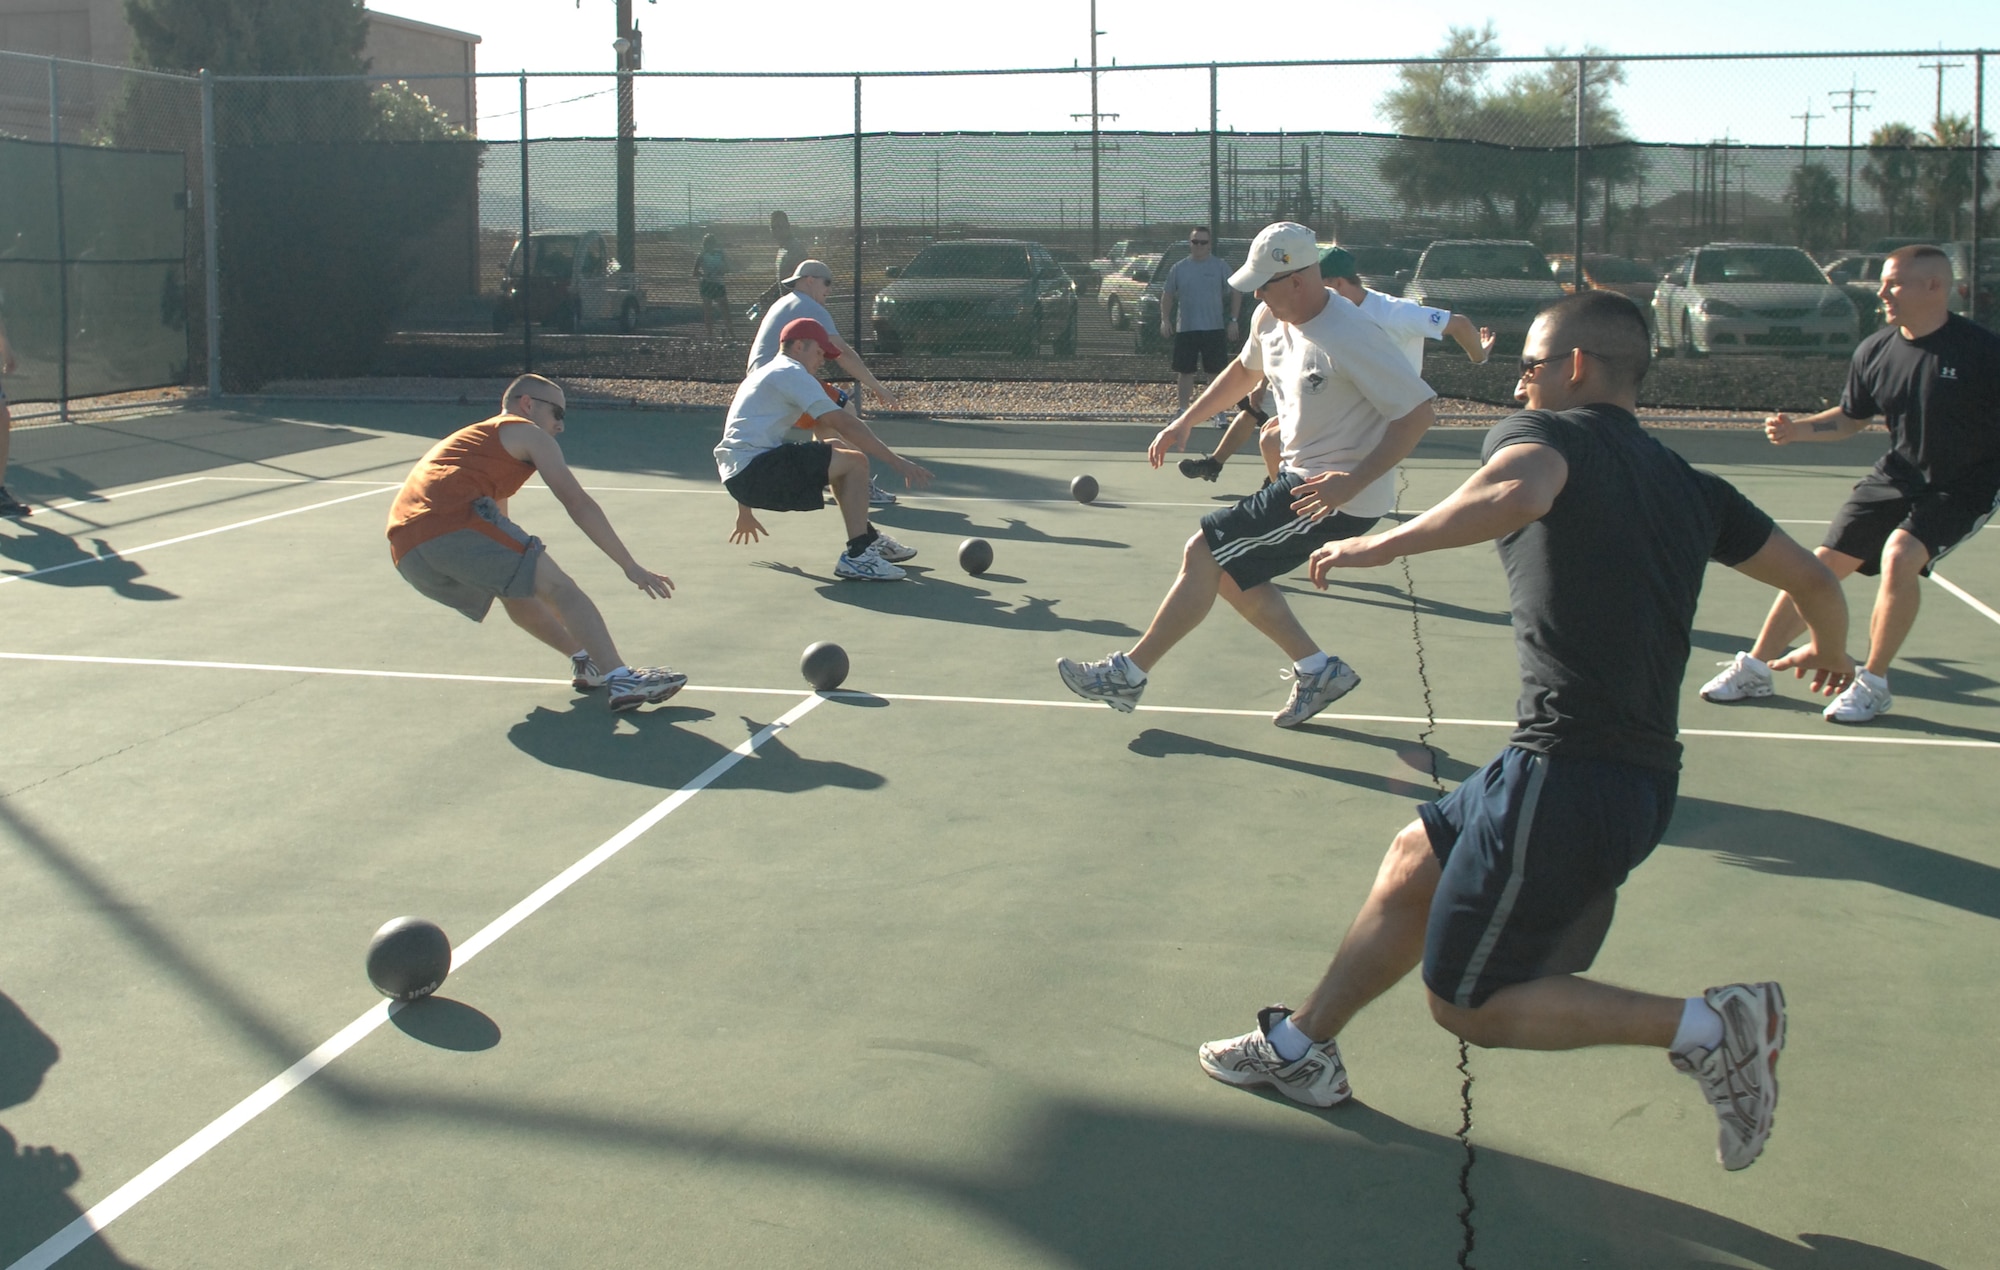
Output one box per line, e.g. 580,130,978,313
1289,470,1363,522
730,504,768,545
1306,534,1396,585
894,457,933,489
1476,327,1497,362
624,561,674,598
1768,644,1855,696
1148,418,1193,468
1764,413,1797,445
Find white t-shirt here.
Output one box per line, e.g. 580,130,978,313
747,290,840,372
1238,295,1436,519
715,356,842,480
1357,289,1452,372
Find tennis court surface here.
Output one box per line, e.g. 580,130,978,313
2,402,1993,1268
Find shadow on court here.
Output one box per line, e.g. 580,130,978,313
0,991,148,1268
755,561,1141,638
391,997,501,1052
7,414,377,502
1283,576,1511,627
0,522,177,599
506,703,884,794
870,504,1128,551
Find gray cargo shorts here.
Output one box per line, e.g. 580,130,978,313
394,497,545,621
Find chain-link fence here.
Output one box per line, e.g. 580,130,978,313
0,48,1992,412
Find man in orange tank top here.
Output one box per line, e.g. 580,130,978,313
387,374,686,711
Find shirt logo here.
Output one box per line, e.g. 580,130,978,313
1940,365,1959,380
1303,365,1327,395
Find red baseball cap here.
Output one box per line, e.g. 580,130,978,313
779,317,840,356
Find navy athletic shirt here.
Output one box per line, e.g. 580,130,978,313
1844,313,2000,489
1483,405,1776,772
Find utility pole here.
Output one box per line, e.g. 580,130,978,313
1791,99,1822,160
612,0,638,273
1067,1,1118,258
1829,77,1875,247
1918,56,1964,128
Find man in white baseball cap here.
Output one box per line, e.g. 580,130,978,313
1056,222,1438,727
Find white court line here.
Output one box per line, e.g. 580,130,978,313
0,486,396,587
1931,573,2000,628
2,650,1994,749
35,477,210,516
4,692,827,1270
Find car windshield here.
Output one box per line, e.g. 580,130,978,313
1585,256,1653,283
508,239,577,278
1419,244,1550,280
901,245,1031,280
1127,254,1161,275
1692,248,1826,285
1348,247,1414,273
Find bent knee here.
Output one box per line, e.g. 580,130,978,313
1427,992,1502,1046
1881,533,1932,576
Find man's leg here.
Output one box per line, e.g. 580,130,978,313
826,445,872,540
1209,410,1259,461
1218,574,1318,662
1176,371,1196,414
1862,528,1930,678
1288,821,1441,1041
529,554,622,672
1126,532,1226,671
1429,976,1678,1051
499,594,579,656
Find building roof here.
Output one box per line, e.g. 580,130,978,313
363,8,481,45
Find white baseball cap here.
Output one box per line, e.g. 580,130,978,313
1229,222,1321,292
782,259,834,285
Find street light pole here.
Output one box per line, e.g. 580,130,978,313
1829,77,1875,247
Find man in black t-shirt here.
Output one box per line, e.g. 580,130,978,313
1196,291,1855,1172
1702,244,2000,724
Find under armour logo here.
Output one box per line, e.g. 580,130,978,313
1304,368,1326,394
1940,365,1959,380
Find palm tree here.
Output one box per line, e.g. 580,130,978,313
1860,123,1923,237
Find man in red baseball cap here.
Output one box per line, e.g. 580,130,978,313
717,317,932,580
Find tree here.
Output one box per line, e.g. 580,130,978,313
1861,123,1924,237
1375,25,1643,238
369,82,471,142
1786,163,1842,252
1920,114,1993,241
124,0,367,76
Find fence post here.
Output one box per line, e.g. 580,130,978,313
1573,57,1586,293
853,74,863,348
201,69,221,399
520,72,533,374
1974,52,1985,327
48,59,68,420
1208,64,1219,235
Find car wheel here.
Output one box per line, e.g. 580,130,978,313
555,299,580,334
618,297,640,334
1677,314,1700,359
1014,316,1042,359
491,305,513,333
874,329,902,356
1053,309,1078,356
1107,297,1127,329
1649,314,1671,359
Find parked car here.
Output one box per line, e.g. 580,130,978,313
1400,240,1566,350
1939,240,2000,327
870,239,1079,356
1340,244,1419,296
492,231,644,333
1548,253,1659,310
1133,237,1251,354
1048,249,1101,298
1099,253,1161,329
1821,252,1889,336
1651,243,1856,358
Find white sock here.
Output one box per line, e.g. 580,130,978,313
1741,652,1769,672
573,649,590,662
1294,650,1329,676
607,665,631,680
1114,652,1147,684
1671,997,1724,1057
1267,1013,1315,1062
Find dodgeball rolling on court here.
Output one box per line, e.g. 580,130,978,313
0,399,1995,1268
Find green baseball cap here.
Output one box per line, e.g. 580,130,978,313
1318,245,1359,280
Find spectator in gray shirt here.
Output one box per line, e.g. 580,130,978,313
1161,226,1241,419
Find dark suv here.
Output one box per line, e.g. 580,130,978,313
870,239,1079,356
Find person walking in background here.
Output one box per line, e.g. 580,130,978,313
694,234,736,340
0,314,28,518
1161,227,1241,423
750,211,807,319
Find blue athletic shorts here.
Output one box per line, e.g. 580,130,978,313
1419,746,1678,1009
1198,470,1377,589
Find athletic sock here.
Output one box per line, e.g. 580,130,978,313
1671,997,1725,1057
1267,1013,1316,1062
845,526,880,558
607,665,632,680
1294,651,1330,677
1113,652,1147,684
573,649,590,663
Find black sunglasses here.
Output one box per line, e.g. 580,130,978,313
1190,238,1211,245
523,396,566,421
1518,349,1612,376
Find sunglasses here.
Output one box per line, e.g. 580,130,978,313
1190,238,1211,246
1518,349,1611,376
1254,265,1310,292
523,396,566,421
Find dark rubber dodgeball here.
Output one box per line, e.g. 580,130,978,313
366,916,452,1002
958,537,994,575
1070,474,1099,504
801,641,850,691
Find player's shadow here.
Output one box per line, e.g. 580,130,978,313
0,522,177,600
506,703,883,795
868,506,1127,551
1689,689,2000,745
754,561,1140,637
1280,577,1511,627
0,991,149,1268
1128,727,1467,802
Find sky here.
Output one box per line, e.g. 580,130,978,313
371,0,2000,146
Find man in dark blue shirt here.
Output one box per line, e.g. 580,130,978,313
1196,291,1854,1172
1701,244,2000,724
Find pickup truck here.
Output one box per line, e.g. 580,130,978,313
492,230,646,333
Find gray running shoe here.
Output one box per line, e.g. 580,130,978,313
1273,657,1360,728
868,478,898,506
1670,982,1786,1170
605,666,688,712
1178,455,1225,482
871,531,918,563
834,544,906,581
1700,652,1773,703
571,653,607,691
1198,1005,1351,1107
1055,652,1146,713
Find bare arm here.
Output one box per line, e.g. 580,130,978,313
503,424,673,597
1766,406,1871,445
1147,358,1261,466
812,407,932,488
0,318,13,374
830,335,900,409
1289,398,1440,522
1730,527,1854,694
1307,440,1566,582
1443,313,1495,364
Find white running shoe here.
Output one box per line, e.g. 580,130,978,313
871,531,918,563
605,666,688,712
1823,669,1891,724
834,544,906,581
1670,982,1786,1170
1198,1005,1351,1108
571,653,607,691
1055,652,1146,713
1700,652,1774,703
868,478,898,506
1273,657,1361,728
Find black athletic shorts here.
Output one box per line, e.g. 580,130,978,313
723,441,834,513
1171,329,1232,375
1823,470,2000,576
698,278,728,302
1198,469,1377,589
1419,746,1678,1010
